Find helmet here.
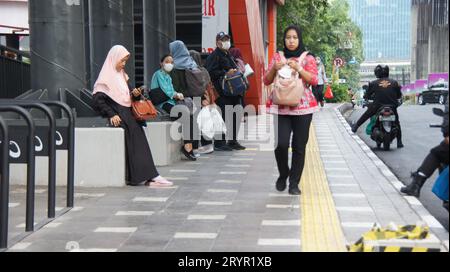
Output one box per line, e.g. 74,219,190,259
374,65,389,79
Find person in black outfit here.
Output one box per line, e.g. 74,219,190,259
352,65,404,148
401,98,449,199
93,45,173,188
206,32,246,152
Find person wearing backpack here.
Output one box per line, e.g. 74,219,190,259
264,25,320,195
206,32,246,152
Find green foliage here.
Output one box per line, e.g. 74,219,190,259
327,83,350,103
277,0,364,90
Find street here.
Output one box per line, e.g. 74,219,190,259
345,104,449,230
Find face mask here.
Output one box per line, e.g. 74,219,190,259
221,41,231,51
163,63,174,73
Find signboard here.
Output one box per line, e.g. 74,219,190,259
415,80,428,93
334,58,345,68
202,0,229,54
428,73,448,87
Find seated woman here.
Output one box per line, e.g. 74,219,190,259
93,45,173,188
150,54,197,161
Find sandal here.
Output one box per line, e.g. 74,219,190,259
145,177,174,188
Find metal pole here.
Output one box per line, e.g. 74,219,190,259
28,0,87,101
40,102,76,208
0,116,10,249
89,0,135,89
143,0,176,86
0,106,36,233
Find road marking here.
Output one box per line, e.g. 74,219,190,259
214,180,242,184
174,233,218,239
115,211,155,216
10,242,32,250
133,197,168,203
94,227,137,233
187,215,227,220
207,189,238,193
198,201,233,206
170,170,197,173
220,172,247,175
262,220,301,226
75,193,105,198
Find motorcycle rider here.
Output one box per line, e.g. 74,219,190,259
401,97,449,199
352,65,404,148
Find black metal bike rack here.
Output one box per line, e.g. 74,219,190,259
0,101,57,218
0,116,10,249
0,105,35,249
0,100,75,209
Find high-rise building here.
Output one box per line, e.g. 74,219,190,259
348,0,412,62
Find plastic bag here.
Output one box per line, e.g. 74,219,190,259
197,106,227,139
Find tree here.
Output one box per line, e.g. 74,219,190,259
278,0,364,92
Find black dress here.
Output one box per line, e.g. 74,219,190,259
93,93,159,185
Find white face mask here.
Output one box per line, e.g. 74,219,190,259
163,63,174,73
221,41,231,51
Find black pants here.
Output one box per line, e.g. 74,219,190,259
163,103,198,148
215,95,243,146
274,114,313,188
418,141,449,178
356,104,403,144
312,85,325,103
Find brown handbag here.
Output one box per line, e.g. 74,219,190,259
131,96,158,121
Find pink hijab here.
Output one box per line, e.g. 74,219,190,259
93,45,132,107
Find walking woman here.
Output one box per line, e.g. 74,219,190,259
93,45,173,187
264,26,320,195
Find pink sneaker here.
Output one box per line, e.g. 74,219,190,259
147,176,174,188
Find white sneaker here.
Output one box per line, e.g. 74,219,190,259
193,150,201,158
197,145,214,155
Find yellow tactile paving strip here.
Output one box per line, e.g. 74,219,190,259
300,125,348,252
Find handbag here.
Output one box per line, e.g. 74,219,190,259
324,85,334,100
222,57,248,97
272,51,308,107
132,95,158,121
148,87,170,105
222,71,248,97
432,166,449,202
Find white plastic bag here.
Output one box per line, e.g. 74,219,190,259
197,106,227,139
244,64,254,78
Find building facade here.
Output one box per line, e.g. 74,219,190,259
1,0,285,109
411,0,449,81
348,0,412,62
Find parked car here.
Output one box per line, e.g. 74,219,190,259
418,82,448,105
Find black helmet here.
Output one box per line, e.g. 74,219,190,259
374,65,389,79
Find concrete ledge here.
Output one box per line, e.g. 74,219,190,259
145,122,182,167
10,128,126,188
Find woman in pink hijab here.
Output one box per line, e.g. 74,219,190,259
93,45,173,187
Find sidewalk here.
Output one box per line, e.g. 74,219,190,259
4,105,449,252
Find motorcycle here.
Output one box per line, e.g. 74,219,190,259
365,100,400,151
